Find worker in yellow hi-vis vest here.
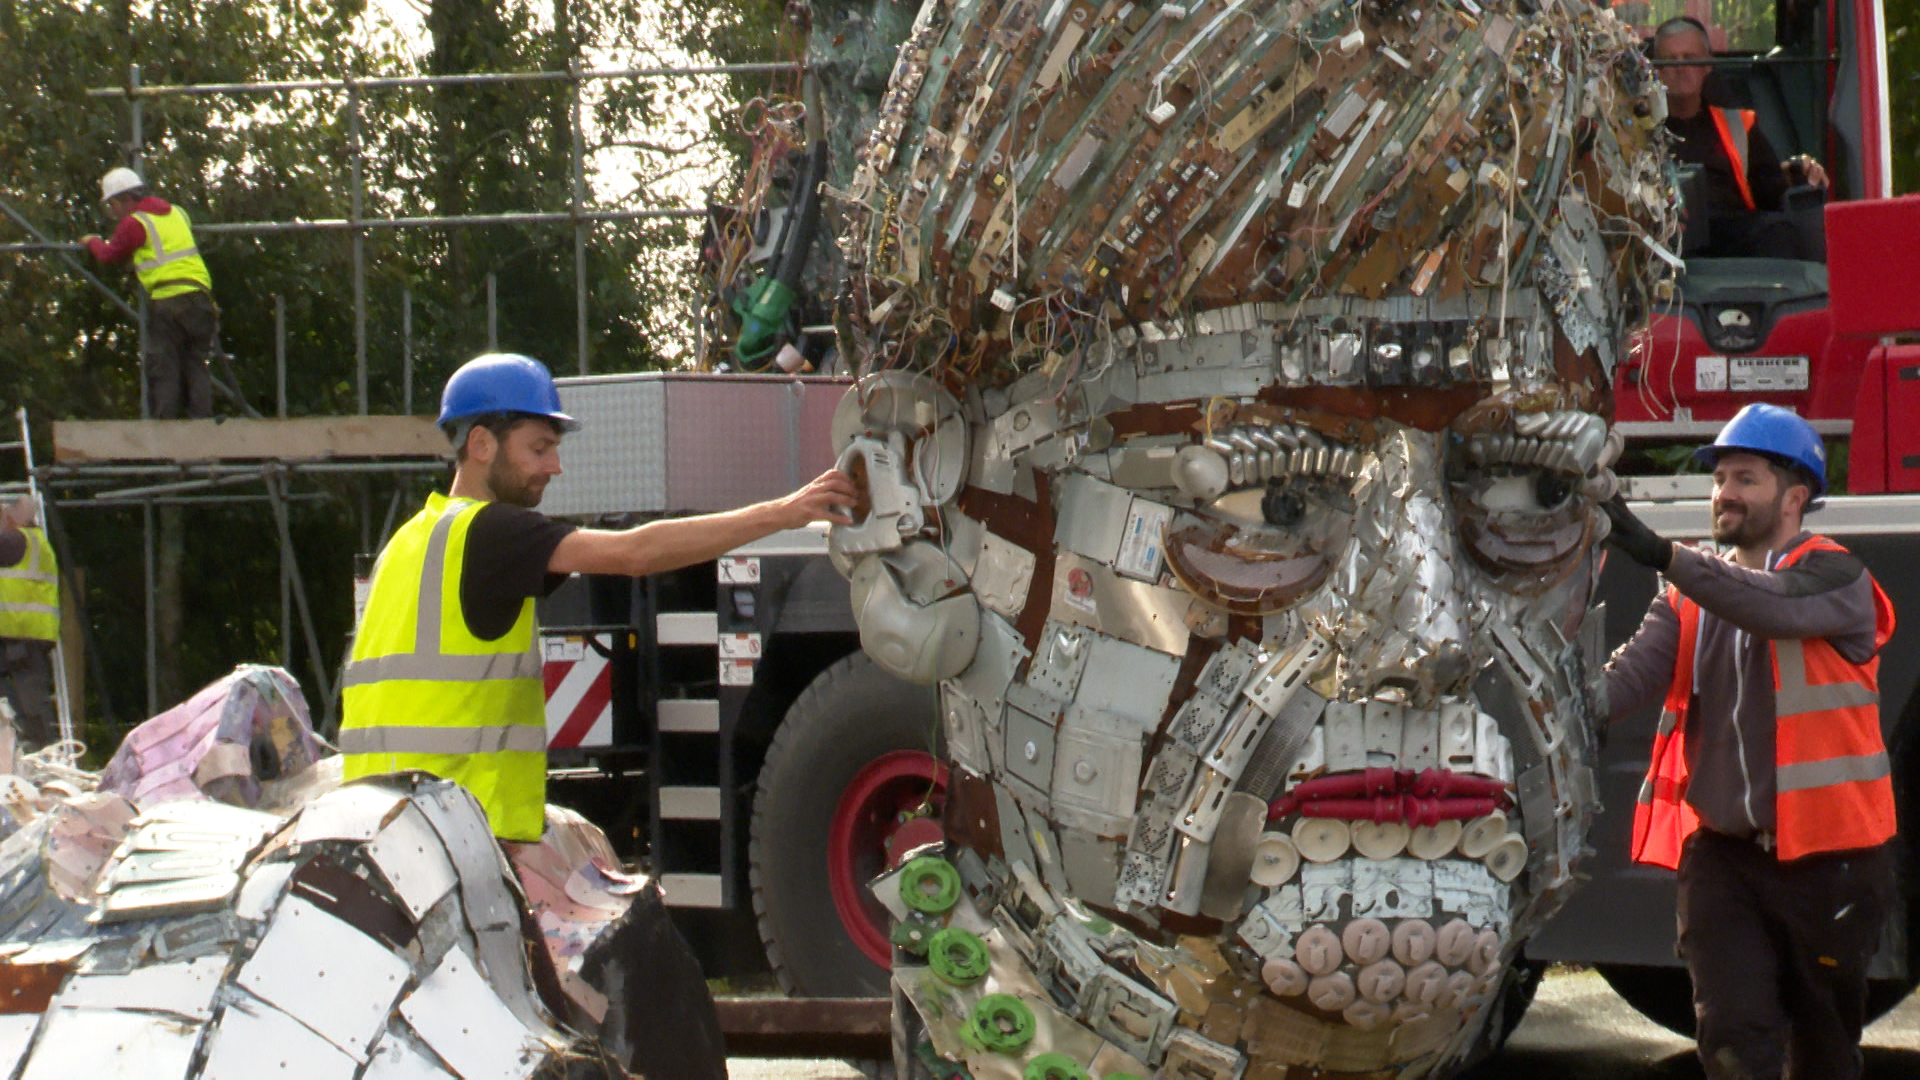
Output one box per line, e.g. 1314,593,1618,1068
0,495,59,749
340,353,857,843
82,167,218,418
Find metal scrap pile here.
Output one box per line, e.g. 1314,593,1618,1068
0,666,701,1079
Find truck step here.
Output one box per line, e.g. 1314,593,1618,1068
659,786,723,821
659,872,724,908
656,611,718,645
657,699,721,734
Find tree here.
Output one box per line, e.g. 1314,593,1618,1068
0,0,789,745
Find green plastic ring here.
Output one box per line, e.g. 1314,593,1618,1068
965,994,1035,1054
899,856,962,915
1023,1053,1089,1080
926,927,991,985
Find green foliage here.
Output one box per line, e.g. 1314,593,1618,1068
0,0,786,736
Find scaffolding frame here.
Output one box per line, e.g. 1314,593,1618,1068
0,59,801,729
2,59,801,405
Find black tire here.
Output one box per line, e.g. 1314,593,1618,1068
1596,964,1695,1036
1456,959,1546,1074
749,651,940,997
1598,963,1914,1037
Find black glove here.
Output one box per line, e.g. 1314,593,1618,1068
1603,495,1673,571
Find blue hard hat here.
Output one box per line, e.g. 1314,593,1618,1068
1693,403,1825,497
437,353,579,432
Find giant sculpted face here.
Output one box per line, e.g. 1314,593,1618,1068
826,0,1676,1075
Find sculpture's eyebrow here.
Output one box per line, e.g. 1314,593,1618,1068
1456,411,1609,476
1200,421,1365,491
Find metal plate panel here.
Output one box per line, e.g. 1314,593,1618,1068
1003,703,1059,798
97,873,242,923
0,1014,38,1077
236,896,411,1059
18,1008,200,1080
940,683,993,777
1050,723,1142,836
200,992,361,1079
1048,553,1193,655
1075,633,1181,733
545,376,667,516
51,957,226,1020
1054,472,1134,566
292,784,408,846
1028,621,1094,701
364,805,459,922
234,861,296,923
363,1031,458,1080
399,947,551,1080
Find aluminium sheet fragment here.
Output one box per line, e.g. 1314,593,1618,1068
399,948,552,1080
199,991,361,1080
234,896,411,1060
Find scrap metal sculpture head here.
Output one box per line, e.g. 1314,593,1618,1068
827,0,1676,1074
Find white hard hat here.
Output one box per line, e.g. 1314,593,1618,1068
100,167,145,202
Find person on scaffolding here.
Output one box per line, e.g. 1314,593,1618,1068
0,495,60,750
81,167,218,419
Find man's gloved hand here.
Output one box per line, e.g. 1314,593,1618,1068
1603,495,1673,571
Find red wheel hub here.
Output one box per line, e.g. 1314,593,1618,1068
827,750,948,971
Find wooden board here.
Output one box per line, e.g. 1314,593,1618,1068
52,417,451,463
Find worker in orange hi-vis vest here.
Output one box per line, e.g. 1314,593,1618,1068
1603,404,1896,1080
1652,17,1829,260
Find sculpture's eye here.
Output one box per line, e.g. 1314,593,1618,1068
1450,467,1594,594
1164,472,1360,616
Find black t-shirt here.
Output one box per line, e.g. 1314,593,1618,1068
0,530,24,569
458,503,577,641
1666,108,1787,217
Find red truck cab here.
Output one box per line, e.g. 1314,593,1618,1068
1608,0,1919,494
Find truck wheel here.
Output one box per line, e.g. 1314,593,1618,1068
750,652,943,996
1596,964,1694,1035
1599,963,1913,1037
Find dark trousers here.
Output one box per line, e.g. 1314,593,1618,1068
0,639,57,750
1677,829,1896,1080
146,290,217,419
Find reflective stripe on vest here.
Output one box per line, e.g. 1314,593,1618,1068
0,528,60,642
1710,107,1759,213
1631,535,1896,868
340,494,548,841
130,208,213,300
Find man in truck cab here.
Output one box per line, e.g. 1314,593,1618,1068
1602,404,1896,1080
1653,17,1828,261
339,352,856,843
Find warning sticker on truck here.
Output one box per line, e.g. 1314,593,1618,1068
1728,355,1810,393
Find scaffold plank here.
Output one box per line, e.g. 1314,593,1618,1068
52,417,449,463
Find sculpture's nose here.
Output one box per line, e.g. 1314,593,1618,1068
1323,429,1475,707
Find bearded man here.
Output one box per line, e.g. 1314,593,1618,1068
1605,403,1896,1080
